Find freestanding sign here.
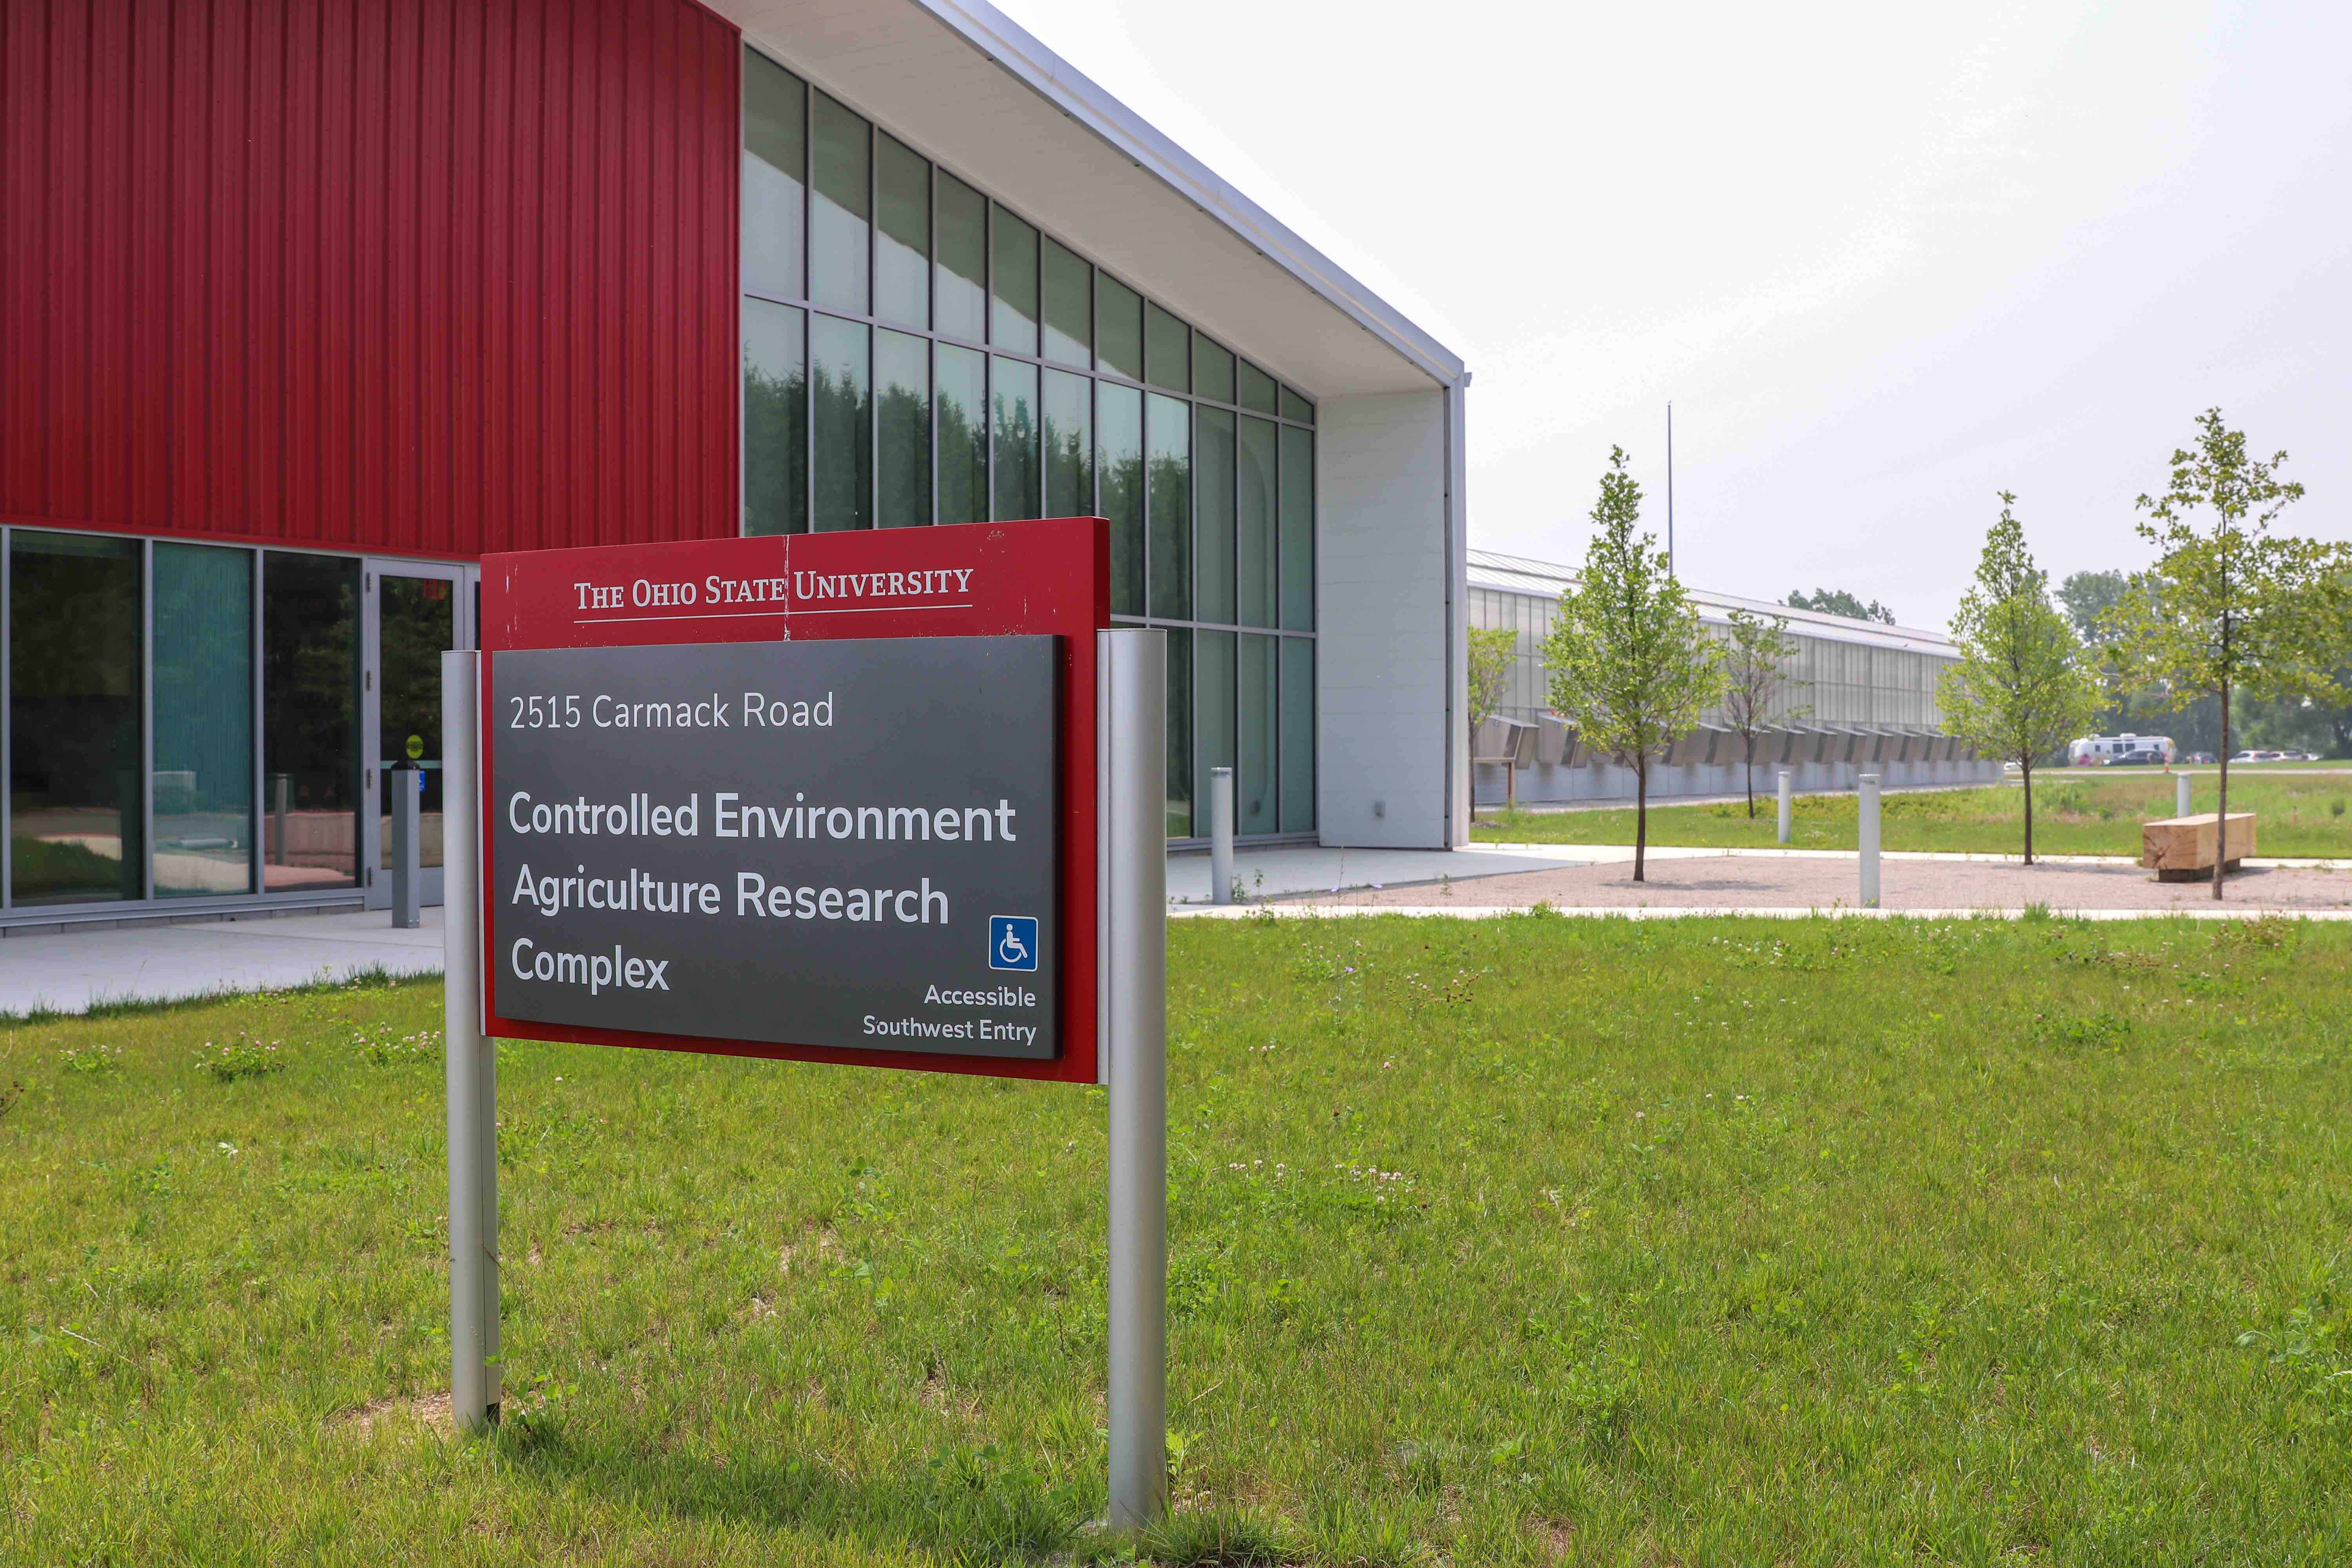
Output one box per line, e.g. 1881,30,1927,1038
443,518,1169,1527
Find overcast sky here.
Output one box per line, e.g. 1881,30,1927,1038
992,0,2352,629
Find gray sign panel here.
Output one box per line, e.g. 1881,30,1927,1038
489,636,1060,1058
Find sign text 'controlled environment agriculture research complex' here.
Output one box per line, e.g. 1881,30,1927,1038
477,519,1109,1081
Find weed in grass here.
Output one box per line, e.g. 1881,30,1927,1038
0,1078,18,1119
192,1031,285,1081
352,1025,442,1066
58,1042,124,1074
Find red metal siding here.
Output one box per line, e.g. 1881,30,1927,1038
0,0,740,557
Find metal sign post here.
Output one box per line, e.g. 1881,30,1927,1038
443,650,500,1430
1101,629,1168,1528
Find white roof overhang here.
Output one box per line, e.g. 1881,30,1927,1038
704,0,1465,398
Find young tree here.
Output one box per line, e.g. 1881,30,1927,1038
1719,609,1808,818
2103,410,2351,899
1465,625,1519,819
1937,492,2102,866
1542,446,1724,882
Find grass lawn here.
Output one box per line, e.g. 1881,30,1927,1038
1474,768,2352,858
5,915,2352,1564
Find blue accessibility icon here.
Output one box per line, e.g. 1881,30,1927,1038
989,915,1040,972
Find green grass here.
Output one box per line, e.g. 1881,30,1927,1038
1475,769,2352,858
5,917,2352,1563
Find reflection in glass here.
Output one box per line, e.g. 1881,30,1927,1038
811,94,870,316
1279,424,1314,630
1194,630,1234,833
1164,627,1192,837
1237,415,1277,627
1097,273,1143,382
877,328,931,527
1193,336,1235,405
992,356,1040,520
1237,359,1277,415
936,344,987,525
1145,302,1189,393
154,543,253,897
742,48,805,304
1280,385,1314,424
812,314,871,530
1194,406,1236,624
1239,633,1276,835
936,173,987,343
1044,368,1093,518
10,532,143,904
875,132,929,329
1098,383,1144,615
261,552,359,890
378,576,454,873
991,207,1038,356
743,299,807,535
1280,637,1315,832
1147,393,1191,620
1043,240,1091,368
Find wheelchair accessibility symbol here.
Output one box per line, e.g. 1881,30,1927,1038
988,915,1040,972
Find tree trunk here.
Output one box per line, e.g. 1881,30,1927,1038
1635,761,1649,883
1745,735,1756,819
2022,760,2034,866
2214,683,2230,902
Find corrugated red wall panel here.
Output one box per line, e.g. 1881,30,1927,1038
0,0,740,557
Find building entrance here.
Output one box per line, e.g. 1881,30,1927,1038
363,563,475,910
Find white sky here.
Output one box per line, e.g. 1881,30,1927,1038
991,0,2352,628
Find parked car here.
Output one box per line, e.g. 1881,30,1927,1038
2231,750,2263,763
2117,749,2167,766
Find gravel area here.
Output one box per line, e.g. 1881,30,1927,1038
1281,854,2352,913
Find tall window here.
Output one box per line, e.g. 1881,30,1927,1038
738,44,1318,839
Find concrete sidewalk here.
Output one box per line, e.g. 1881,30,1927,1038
0,908,445,1018
12,837,2336,1018
2,845,1581,1016
1166,842,1589,904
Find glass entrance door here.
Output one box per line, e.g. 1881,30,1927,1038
362,562,474,909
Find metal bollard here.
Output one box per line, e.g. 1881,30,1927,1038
1777,769,1793,845
2177,772,2192,820
1858,773,1881,908
389,761,422,929
1209,766,1235,906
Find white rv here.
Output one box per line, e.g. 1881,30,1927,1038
2068,733,2177,766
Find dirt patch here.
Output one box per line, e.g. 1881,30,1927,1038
332,1390,454,1439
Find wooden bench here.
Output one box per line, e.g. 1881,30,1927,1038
2142,812,2256,882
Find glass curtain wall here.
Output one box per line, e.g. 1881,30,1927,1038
738,44,1318,838
0,534,382,918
